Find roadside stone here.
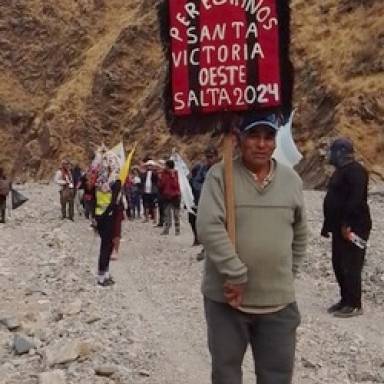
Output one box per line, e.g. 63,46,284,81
44,340,91,367
95,365,117,377
138,369,151,377
85,315,101,324
61,299,82,316
39,369,66,384
0,316,21,331
13,334,36,355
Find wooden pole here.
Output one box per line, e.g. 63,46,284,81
223,131,236,246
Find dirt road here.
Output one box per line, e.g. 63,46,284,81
1,184,384,383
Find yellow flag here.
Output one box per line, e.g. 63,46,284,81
119,142,137,184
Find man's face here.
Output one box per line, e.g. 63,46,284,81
205,153,217,167
239,126,276,169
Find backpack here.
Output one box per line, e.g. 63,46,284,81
162,171,181,200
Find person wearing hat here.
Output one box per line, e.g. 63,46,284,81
321,138,371,318
54,159,75,220
197,113,307,384
140,158,159,222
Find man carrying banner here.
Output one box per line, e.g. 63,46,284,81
197,114,307,384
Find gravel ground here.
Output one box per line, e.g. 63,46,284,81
0,183,384,384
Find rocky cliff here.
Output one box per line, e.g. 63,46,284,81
0,0,383,187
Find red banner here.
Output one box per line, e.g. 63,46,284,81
169,0,282,116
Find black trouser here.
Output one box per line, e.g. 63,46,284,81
143,193,156,220
0,196,5,223
84,199,95,220
188,207,198,242
332,232,366,308
131,191,141,218
204,298,300,384
96,214,114,274
157,196,165,225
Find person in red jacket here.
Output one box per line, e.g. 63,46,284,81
158,159,181,235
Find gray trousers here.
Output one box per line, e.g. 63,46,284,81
204,298,300,384
59,189,74,220
163,197,180,232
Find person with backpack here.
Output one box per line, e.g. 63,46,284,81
158,159,181,236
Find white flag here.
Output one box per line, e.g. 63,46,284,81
171,152,195,213
273,111,303,168
107,142,126,167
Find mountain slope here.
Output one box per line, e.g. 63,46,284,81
0,0,382,186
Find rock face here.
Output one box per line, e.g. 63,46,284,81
0,1,383,184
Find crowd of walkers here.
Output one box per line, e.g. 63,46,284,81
51,144,220,286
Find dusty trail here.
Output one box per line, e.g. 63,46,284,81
1,184,384,384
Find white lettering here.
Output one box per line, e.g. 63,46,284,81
199,68,210,86
245,23,258,39
212,23,226,40
170,27,182,42
187,26,198,44
217,45,229,63
187,90,200,108
263,17,278,31
232,44,241,61
190,48,199,65
231,21,244,39
250,42,264,59
201,46,215,64
172,51,186,67
185,2,199,19
218,88,231,105
257,6,270,23
176,12,189,28
174,92,185,110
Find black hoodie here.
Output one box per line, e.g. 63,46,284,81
322,161,372,239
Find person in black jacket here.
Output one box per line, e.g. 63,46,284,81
191,145,219,260
321,138,372,318
0,167,11,223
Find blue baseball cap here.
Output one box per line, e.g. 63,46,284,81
239,113,280,134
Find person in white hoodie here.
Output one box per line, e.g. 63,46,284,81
54,159,75,220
